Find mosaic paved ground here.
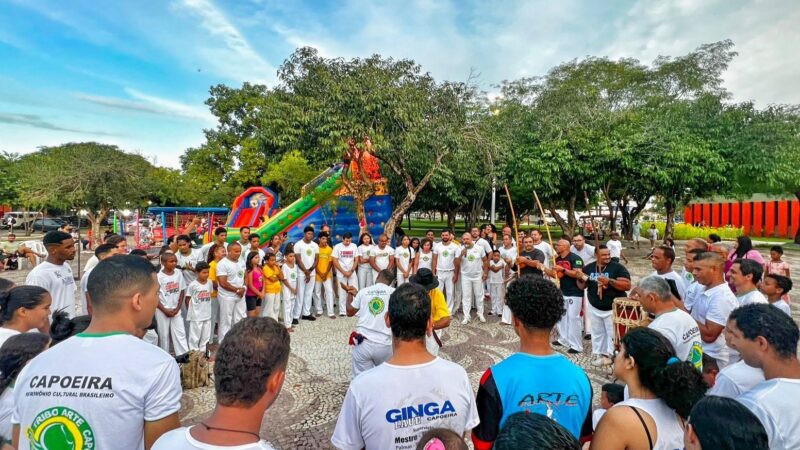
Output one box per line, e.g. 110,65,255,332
3,239,797,449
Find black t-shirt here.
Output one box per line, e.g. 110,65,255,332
584,261,631,311
519,249,545,277
556,253,584,297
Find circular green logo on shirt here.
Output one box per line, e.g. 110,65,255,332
306,249,312,256
290,273,296,280
442,250,449,258
467,254,476,262
28,406,94,450
423,256,430,261
368,297,384,316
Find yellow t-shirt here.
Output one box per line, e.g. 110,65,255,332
429,288,449,322
209,260,218,297
263,264,282,294
316,246,333,281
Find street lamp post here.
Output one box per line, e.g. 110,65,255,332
490,177,496,225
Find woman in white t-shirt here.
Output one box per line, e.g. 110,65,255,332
592,327,707,450
0,286,52,347
0,332,50,442
415,238,435,273
394,235,415,285
357,234,375,289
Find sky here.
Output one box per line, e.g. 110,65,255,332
1,0,798,168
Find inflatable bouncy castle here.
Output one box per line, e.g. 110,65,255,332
225,150,392,247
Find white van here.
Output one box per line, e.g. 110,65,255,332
2,211,42,229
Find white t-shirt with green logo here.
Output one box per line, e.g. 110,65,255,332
351,283,395,345
434,242,459,272
395,247,414,272
417,250,433,271
12,333,182,450
372,245,394,271
358,244,374,266
648,309,702,369
186,280,214,322
293,240,319,271
459,245,486,281
216,258,245,300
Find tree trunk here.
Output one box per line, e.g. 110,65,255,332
87,209,109,248
602,188,617,232
621,195,650,240
446,209,456,231
380,151,446,237
664,200,676,240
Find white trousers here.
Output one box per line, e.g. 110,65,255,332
396,269,411,286
155,309,188,355
211,297,220,342
218,295,246,341
283,286,296,328
582,294,592,335
351,340,393,378
260,293,279,320
426,334,440,356
337,271,358,314
557,296,584,351
588,304,614,356
437,270,455,314
143,329,159,346
296,271,316,317
461,277,484,319
272,292,282,320
188,320,212,351
358,264,374,289
314,277,335,316
489,283,504,315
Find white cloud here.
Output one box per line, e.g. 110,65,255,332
77,89,214,122
172,0,277,83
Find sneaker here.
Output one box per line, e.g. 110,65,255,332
339,312,347,317
461,317,470,325
487,312,493,316
552,341,563,347
292,319,299,325
301,315,316,321
567,349,581,354
583,334,591,341
477,313,486,323
328,315,336,319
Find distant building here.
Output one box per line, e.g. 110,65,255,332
684,194,799,239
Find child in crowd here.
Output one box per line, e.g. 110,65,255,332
593,383,624,430
701,353,720,388
156,252,188,355
282,248,298,332
760,274,793,316
185,261,214,352
648,224,659,249
765,245,791,303
244,251,265,318
488,250,506,316
415,428,469,450
249,234,265,265
262,253,282,320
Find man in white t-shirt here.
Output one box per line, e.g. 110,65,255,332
25,230,77,317
731,304,800,450
369,234,395,284
333,232,359,312
200,227,228,261
471,226,494,256
636,276,702,368
530,229,554,268
332,283,478,450
345,269,396,378
458,233,488,324
605,231,628,264
681,238,708,287
688,252,739,368
176,234,203,286
153,317,289,450
12,255,182,449
236,226,252,263
649,245,686,301
729,258,768,306
680,248,707,312
570,235,595,265
80,243,118,315
432,230,460,314
293,226,319,322
216,242,247,340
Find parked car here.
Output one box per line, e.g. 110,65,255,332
31,218,65,232
2,212,41,229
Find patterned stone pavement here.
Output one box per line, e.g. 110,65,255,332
2,239,797,449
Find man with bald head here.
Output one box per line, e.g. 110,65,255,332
545,238,584,353
689,251,739,368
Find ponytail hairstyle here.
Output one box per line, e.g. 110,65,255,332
620,327,708,418
50,309,91,345
0,332,50,394
0,285,50,325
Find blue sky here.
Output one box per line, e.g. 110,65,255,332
1,0,798,168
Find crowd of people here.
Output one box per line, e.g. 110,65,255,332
0,223,795,449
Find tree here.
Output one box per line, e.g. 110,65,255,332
263,150,317,203
0,152,20,207
15,143,161,246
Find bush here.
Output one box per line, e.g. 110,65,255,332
639,222,743,240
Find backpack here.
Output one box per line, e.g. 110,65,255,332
179,350,212,389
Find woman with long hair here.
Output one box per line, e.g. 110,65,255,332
0,286,52,347
0,333,50,440
415,238,435,273
591,327,708,450
357,233,374,289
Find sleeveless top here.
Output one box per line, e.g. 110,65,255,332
417,250,433,271
616,398,684,450
247,269,264,296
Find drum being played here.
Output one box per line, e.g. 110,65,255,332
612,297,652,348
